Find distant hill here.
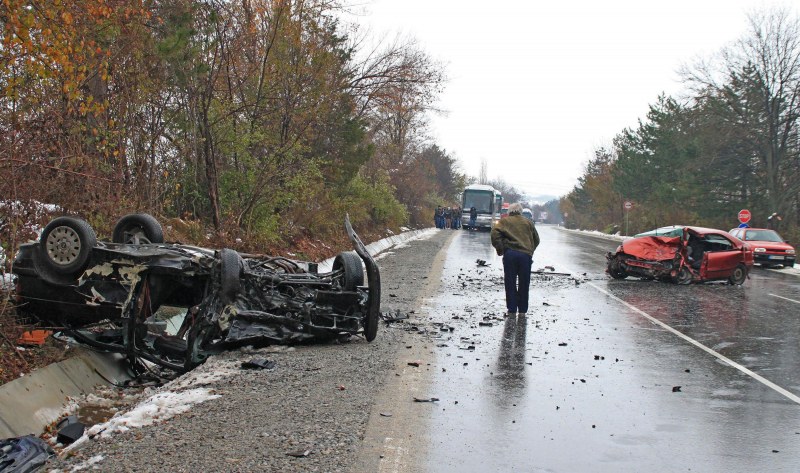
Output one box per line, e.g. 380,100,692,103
521,194,558,206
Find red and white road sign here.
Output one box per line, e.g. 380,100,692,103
738,209,751,223
624,201,633,210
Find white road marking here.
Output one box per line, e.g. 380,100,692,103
589,282,800,405
769,293,800,304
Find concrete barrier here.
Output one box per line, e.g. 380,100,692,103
0,349,132,438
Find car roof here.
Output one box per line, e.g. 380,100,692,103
684,226,731,236
635,225,733,238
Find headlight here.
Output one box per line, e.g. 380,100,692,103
787,249,796,255
754,247,766,253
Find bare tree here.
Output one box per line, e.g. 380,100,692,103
681,7,800,218
479,158,488,184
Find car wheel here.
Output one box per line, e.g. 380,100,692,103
728,264,747,285
219,248,243,304
38,217,96,278
333,251,364,290
607,258,628,279
112,213,164,244
674,266,692,285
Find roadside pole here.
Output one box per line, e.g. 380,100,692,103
624,201,632,236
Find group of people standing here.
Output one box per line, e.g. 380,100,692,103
434,206,462,229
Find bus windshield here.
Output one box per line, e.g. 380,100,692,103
463,190,493,213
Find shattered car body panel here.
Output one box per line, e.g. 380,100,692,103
606,226,753,285
12,215,380,372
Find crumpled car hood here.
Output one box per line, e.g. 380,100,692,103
622,236,681,261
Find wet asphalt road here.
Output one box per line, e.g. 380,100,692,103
414,225,800,473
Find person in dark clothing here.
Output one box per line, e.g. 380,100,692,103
444,207,452,229
434,206,442,228
453,207,462,229
490,203,540,317
469,206,478,229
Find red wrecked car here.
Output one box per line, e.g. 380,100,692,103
606,226,754,285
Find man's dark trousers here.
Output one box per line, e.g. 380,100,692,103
502,248,532,313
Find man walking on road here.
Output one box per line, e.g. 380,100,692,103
490,202,540,317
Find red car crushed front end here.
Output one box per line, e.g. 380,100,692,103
606,226,753,285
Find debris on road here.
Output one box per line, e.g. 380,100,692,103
56,415,86,445
240,358,276,370
381,310,409,323
0,435,54,471
413,397,440,403
286,449,312,458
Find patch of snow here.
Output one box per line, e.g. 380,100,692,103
65,388,220,452
558,227,627,241
170,358,239,390
61,358,237,453
68,454,105,472
374,251,394,261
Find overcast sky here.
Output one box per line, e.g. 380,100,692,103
349,0,793,199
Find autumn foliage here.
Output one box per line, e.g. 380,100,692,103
0,0,463,257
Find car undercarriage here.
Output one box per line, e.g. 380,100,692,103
12,214,380,373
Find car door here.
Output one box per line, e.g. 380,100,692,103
702,234,742,279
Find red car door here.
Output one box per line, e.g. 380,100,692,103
700,234,743,279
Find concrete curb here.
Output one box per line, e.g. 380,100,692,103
0,348,133,438
318,227,437,272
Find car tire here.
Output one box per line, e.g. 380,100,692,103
607,257,628,279
219,248,243,304
728,264,747,285
333,251,364,290
674,266,692,285
112,213,164,244
38,217,96,279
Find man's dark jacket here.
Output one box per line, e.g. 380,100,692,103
490,214,540,256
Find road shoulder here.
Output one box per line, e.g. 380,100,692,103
349,229,456,473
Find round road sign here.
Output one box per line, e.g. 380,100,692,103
738,209,751,223
624,201,633,210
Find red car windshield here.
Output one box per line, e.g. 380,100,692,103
744,230,783,242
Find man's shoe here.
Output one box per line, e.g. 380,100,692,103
506,311,516,317
518,312,527,317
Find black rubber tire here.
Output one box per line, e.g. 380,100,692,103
364,305,379,342
607,257,628,279
333,251,364,290
728,264,747,285
674,266,693,285
112,213,164,244
219,248,243,304
38,217,96,278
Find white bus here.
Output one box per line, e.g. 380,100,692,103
461,184,502,230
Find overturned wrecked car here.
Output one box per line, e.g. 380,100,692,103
11,214,380,372
606,226,753,285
